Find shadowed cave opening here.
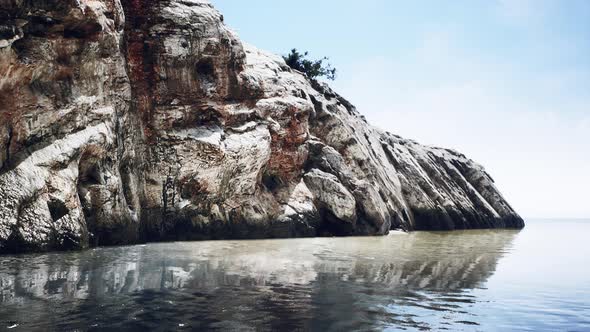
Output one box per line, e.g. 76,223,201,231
194,58,216,90
195,59,215,77
63,21,103,39
79,162,102,185
47,199,68,222
262,173,282,192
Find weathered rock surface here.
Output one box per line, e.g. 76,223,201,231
0,0,524,253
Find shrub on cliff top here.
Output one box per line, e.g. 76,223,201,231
283,49,337,81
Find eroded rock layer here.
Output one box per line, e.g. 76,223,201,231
0,0,524,253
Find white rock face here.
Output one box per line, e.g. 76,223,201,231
304,169,357,226
0,0,523,253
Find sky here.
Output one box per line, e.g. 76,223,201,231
212,0,590,219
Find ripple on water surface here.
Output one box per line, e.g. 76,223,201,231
0,220,589,331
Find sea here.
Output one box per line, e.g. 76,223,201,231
0,219,588,331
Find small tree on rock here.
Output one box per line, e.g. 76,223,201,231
283,49,337,81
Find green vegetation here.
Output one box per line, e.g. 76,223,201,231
283,49,337,81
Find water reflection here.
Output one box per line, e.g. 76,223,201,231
0,230,519,331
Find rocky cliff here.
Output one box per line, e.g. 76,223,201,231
0,0,524,254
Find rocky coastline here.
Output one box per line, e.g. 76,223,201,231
0,0,523,254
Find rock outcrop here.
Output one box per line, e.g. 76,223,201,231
0,0,524,253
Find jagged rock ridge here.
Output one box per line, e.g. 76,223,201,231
0,0,524,253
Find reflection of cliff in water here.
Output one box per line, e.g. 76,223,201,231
0,230,519,330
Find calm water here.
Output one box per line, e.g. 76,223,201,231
0,220,589,331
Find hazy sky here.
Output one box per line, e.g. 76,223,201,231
212,0,590,219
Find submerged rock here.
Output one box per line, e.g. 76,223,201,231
0,0,524,253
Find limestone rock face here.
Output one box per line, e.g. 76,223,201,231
0,0,524,253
